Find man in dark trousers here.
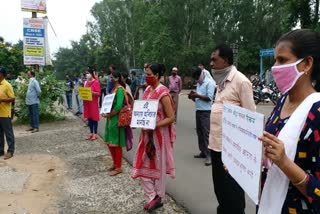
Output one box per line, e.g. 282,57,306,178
209,44,255,214
0,66,15,159
188,67,215,166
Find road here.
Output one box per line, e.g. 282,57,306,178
123,92,274,214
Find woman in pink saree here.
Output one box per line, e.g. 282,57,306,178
131,64,176,212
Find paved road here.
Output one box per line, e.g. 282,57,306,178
123,92,274,214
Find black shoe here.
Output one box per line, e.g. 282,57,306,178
194,153,206,158
31,128,39,133
4,152,13,160
0,152,4,157
205,158,212,166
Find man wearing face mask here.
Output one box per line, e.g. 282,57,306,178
209,44,255,214
188,67,215,166
168,67,182,121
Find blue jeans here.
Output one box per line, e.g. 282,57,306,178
28,104,39,129
66,92,73,109
75,94,83,113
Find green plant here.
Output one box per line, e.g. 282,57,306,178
15,70,66,124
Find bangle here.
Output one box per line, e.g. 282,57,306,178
292,174,308,186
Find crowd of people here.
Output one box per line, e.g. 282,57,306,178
1,29,320,213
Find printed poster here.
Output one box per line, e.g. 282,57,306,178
78,87,92,101
21,0,47,13
130,100,158,130
222,103,264,204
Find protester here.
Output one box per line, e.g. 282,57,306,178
26,70,41,133
73,74,83,116
99,71,107,108
0,67,15,159
6,73,17,120
209,44,255,214
131,63,176,212
102,71,127,176
107,64,116,94
65,74,74,110
83,68,100,140
137,63,148,94
131,71,140,100
198,63,214,81
121,72,134,105
258,29,320,214
188,67,215,166
168,67,182,121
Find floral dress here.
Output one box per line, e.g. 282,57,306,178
263,94,320,213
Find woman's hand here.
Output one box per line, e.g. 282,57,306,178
102,113,110,118
259,131,289,168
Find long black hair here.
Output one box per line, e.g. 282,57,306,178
148,64,166,80
112,70,126,88
277,29,320,91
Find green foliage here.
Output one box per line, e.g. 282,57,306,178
15,71,66,124
0,38,25,76
53,0,320,77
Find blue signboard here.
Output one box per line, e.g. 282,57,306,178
259,48,274,57
23,28,45,37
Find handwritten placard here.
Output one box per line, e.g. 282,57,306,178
222,103,264,205
78,87,92,101
130,100,159,130
100,94,116,114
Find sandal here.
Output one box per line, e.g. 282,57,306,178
86,134,93,140
91,134,98,140
109,168,122,176
106,166,115,171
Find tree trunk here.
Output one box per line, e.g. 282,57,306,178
315,0,319,27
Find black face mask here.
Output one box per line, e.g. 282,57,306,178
172,73,177,76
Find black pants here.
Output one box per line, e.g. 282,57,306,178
211,150,245,214
0,117,15,154
196,110,211,158
99,88,107,107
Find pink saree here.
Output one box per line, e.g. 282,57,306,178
131,84,176,180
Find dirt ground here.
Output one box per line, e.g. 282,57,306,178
0,155,64,214
0,112,187,214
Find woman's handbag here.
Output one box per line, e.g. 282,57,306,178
118,88,132,127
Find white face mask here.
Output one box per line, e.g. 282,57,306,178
86,74,92,79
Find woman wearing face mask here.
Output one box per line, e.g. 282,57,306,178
131,64,176,212
102,71,128,176
258,29,320,214
83,68,101,140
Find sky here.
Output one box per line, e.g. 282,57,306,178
0,0,101,56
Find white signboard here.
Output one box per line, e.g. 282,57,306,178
21,0,47,13
100,94,116,114
130,100,159,130
23,18,45,65
222,103,264,205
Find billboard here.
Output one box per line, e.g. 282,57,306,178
23,18,45,65
21,0,47,14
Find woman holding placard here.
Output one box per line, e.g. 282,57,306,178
131,64,176,212
258,29,320,214
102,71,128,176
83,68,101,141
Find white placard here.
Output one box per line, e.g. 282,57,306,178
222,103,264,205
130,100,159,130
100,94,116,114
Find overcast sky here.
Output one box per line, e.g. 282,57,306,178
0,0,101,56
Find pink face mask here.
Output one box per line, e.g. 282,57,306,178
271,58,304,94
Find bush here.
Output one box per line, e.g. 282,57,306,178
15,70,66,124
